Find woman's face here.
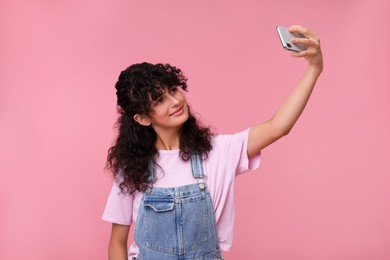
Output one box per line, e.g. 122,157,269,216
147,86,189,132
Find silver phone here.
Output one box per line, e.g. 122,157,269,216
276,25,307,52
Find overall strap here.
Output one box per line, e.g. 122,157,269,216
190,154,205,179
147,161,156,182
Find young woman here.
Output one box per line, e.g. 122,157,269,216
102,25,323,260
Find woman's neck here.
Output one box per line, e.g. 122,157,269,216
154,129,180,150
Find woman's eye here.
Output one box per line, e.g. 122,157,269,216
152,98,163,106
170,87,178,94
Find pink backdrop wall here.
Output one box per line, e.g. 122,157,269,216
1,1,389,259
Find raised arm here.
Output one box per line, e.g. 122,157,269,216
247,25,323,158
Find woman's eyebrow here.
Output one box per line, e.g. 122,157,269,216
150,87,165,100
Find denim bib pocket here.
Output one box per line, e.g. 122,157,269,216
143,197,175,212
143,196,177,254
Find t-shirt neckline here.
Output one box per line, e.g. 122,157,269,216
158,149,180,155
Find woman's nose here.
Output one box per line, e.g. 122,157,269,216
168,94,180,106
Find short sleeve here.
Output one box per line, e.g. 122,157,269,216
212,128,261,177
101,180,133,225
236,128,261,175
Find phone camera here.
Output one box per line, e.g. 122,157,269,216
287,43,292,48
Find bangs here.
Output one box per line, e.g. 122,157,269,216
149,84,178,101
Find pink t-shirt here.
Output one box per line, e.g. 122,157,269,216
102,128,261,256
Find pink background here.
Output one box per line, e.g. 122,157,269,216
1,1,389,259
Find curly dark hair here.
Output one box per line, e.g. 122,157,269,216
106,62,213,195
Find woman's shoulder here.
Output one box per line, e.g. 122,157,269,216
211,128,250,146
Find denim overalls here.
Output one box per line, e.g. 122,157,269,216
133,154,223,260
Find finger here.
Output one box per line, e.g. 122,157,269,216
291,37,320,48
291,51,306,58
289,25,309,35
289,25,318,40
291,52,306,59
291,49,317,58
291,37,310,45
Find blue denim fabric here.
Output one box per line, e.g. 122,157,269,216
134,155,223,260
190,154,204,179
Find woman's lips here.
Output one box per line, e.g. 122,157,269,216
170,106,184,116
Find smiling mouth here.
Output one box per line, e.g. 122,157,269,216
169,106,184,116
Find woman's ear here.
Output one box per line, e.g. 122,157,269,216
133,114,151,126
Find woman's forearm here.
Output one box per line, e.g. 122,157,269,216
271,64,322,135
108,240,128,260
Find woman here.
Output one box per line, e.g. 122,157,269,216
102,25,323,260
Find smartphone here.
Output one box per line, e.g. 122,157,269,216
276,25,307,52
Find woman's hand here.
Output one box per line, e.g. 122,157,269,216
289,25,323,71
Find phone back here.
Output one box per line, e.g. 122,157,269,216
276,26,307,52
